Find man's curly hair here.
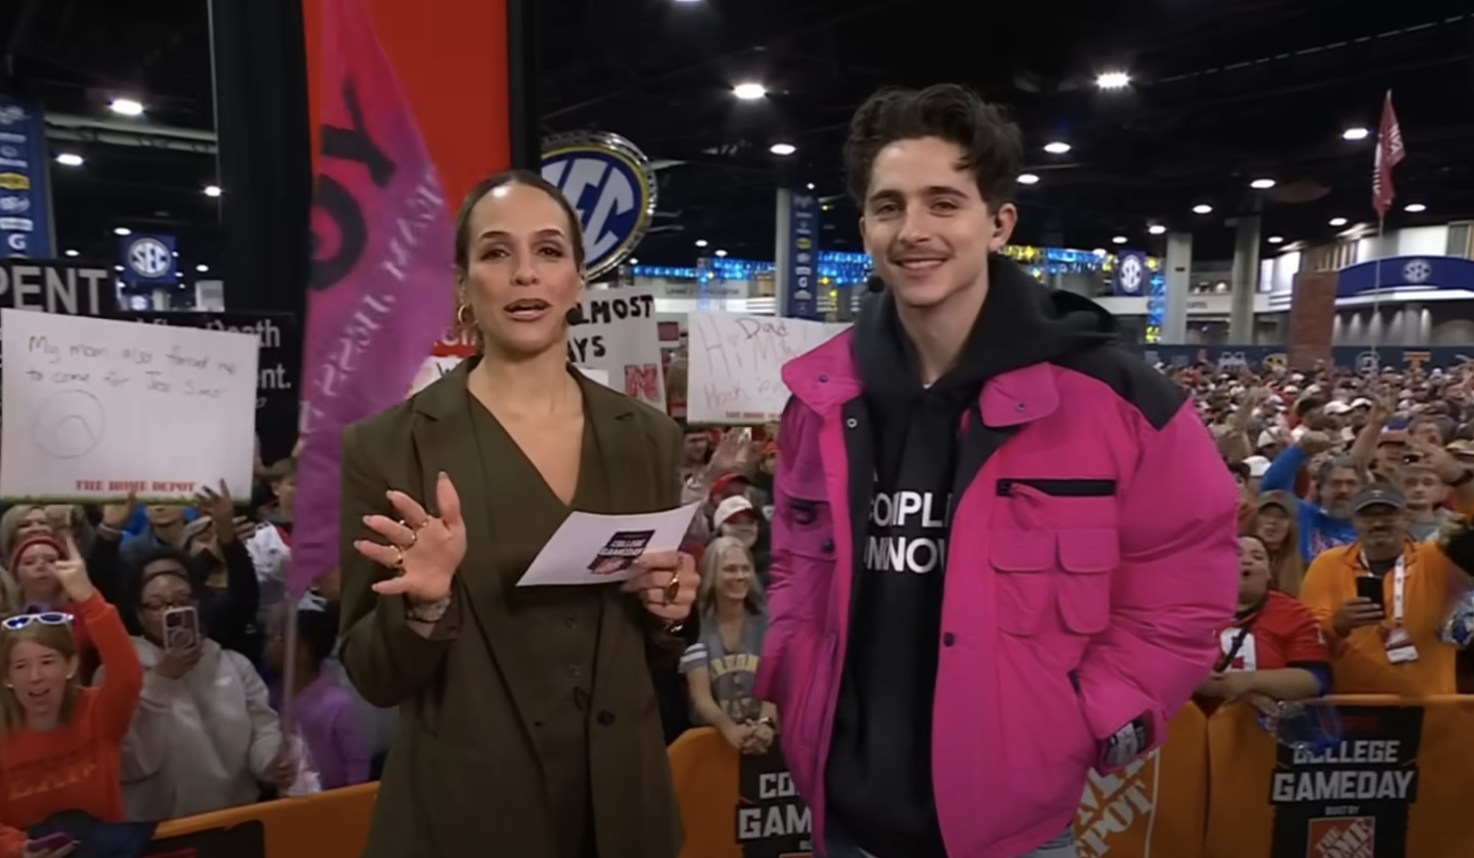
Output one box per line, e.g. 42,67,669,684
842,84,1024,212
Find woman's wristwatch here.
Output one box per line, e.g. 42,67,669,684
405,595,452,624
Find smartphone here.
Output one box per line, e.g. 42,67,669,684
27,833,76,852
1356,577,1385,610
163,605,201,652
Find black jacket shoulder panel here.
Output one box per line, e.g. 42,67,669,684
1051,345,1188,432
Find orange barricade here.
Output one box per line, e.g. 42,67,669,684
140,782,377,858
128,696,1474,858
1075,703,1207,858
1205,694,1474,858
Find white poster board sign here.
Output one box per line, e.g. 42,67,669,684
0,309,260,502
567,286,664,411
687,312,846,424
411,288,662,405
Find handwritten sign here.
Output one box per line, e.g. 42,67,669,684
569,286,664,411
686,312,845,424
0,309,260,502
410,288,662,407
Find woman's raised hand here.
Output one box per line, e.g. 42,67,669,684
354,472,467,604
53,533,95,603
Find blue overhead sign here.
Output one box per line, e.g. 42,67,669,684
785,191,819,320
119,233,178,285
1336,255,1474,297
0,97,54,259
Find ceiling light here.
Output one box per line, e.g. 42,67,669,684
714,249,728,258
55,153,83,167
1250,178,1276,190
1404,202,1427,213
109,98,145,116
806,182,815,190
1328,217,1348,227
114,265,124,272
733,83,767,101
1147,224,1166,235
1092,248,1108,257
1342,127,1370,141
64,249,79,257
769,142,796,156
204,185,222,198
1095,71,1130,90
1192,204,1213,215
1043,141,1071,155
1267,236,1285,244
114,227,132,236
1112,235,1128,244
629,258,638,265
1017,173,1040,185
694,239,708,248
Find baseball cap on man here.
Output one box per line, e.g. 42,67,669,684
1244,455,1271,479
1352,485,1407,514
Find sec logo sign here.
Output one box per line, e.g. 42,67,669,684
128,237,173,279
541,131,656,280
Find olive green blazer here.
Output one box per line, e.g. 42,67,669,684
337,359,685,858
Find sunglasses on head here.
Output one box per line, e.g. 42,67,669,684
2,612,74,632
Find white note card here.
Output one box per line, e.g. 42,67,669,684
0,309,261,502
517,503,701,587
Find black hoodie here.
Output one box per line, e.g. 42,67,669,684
824,256,1115,857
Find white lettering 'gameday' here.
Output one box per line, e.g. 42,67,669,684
864,490,951,574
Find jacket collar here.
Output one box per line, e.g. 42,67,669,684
783,330,1060,427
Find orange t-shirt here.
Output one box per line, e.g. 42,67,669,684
1299,540,1464,696
0,593,143,858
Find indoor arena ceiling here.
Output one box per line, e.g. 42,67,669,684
3,0,1473,272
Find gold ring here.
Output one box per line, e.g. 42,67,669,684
398,520,418,548
392,546,405,571
662,571,682,607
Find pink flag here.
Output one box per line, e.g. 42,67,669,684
1372,91,1404,218
291,0,454,595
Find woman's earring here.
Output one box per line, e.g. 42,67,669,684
455,303,474,330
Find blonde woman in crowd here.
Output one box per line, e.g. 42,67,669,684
680,536,775,754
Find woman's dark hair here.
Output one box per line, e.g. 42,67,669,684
124,544,202,637
843,84,1023,211
453,169,586,276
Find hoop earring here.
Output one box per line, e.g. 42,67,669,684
456,303,475,330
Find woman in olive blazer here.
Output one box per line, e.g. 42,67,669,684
338,169,697,858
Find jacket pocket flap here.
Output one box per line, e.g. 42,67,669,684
991,528,1056,572
1057,527,1120,574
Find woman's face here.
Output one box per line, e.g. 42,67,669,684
15,545,62,605
6,638,74,725
683,433,710,465
1237,535,1272,605
16,507,50,541
720,514,760,549
716,547,753,603
138,566,194,642
1256,506,1290,547
459,182,583,358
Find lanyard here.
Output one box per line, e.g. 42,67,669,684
1217,603,1262,672
1361,551,1407,627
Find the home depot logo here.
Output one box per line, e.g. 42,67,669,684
1075,752,1160,858
1308,815,1375,858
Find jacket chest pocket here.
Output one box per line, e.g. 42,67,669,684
991,527,1117,636
784,493,836,561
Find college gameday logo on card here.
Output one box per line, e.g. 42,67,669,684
1307,816,1375,858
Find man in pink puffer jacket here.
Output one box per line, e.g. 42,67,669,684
753,84,1239,858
